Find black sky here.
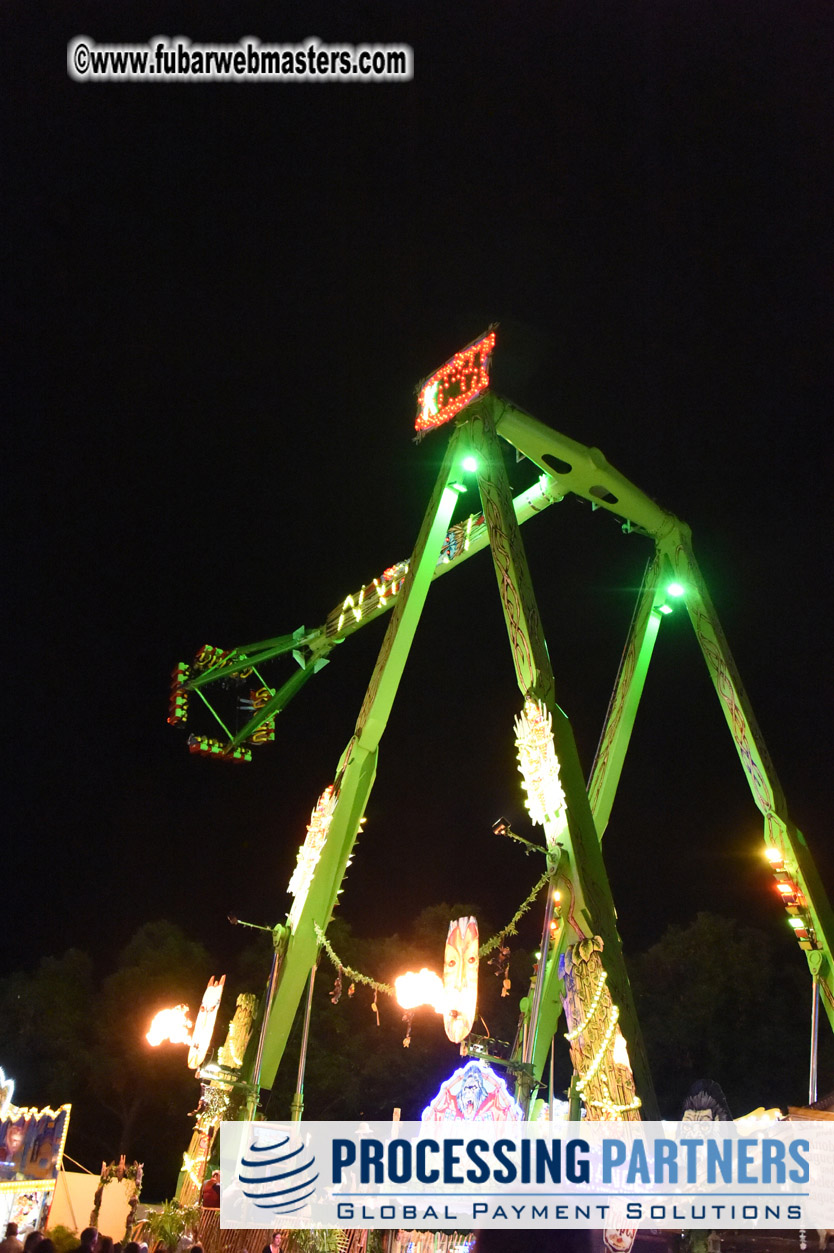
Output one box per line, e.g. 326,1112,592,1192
4,0,833,998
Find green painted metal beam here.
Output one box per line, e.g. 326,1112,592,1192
257,426,467,1090
660,528,834,1033
225,656,328,752
468,395,659,1119
181,379,834,1112
587,553,664,839
317,475,564,645
494,401,676,540
496,399,834,1031
185,630,319,690
181,478,563,748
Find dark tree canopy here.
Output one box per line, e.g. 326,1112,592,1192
629,910,833,1117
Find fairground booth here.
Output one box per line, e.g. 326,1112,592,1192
0,1069,70,1234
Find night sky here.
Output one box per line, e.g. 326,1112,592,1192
5,1,833,1013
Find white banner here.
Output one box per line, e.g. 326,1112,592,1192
219,1119,834,1231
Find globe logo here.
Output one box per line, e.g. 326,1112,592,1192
238,1134,319,1215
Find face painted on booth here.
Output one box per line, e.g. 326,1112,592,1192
443,916,479,1043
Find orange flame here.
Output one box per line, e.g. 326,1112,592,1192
146,1005,193,1046
394,969,445,1013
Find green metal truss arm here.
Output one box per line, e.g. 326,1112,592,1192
191,478,562,686
316,475,564,645
225,655,330,752
493,400,678,541
258,427,468,1090
185,629,322,691
468,396,660,1119
177,480,563,751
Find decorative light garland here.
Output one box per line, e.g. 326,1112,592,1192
514,698,567,845
574,1005,620,1093
314,871,551,994
288,784,338,930
564,969,608,1041
478,870,551,956
586,1093,642,1116
563,940,641,1120
314,923,394,997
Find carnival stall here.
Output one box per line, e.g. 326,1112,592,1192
0,1068,71,1234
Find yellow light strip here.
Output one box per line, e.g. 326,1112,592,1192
586,1095,642,1115
575,1005,620,1093
0,1181,56,1195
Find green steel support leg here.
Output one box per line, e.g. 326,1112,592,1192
469,396,659,1119
587,553,664,839
258,426,468,1089
662,530,834,1034
494,398,834,1042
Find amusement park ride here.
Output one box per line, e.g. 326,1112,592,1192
167,329,834,1136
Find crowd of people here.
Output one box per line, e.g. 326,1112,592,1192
0,1222,204,1253
0,1222,58,1253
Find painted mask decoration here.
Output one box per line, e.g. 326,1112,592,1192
443,916,479,1043
187,974,226,1071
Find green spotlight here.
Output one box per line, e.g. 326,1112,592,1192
667,581,685,597
462,455,478,473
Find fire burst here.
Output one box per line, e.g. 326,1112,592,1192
395,969,445,1013
146,1005,193,1046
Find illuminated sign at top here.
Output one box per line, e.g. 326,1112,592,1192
415,329,496,433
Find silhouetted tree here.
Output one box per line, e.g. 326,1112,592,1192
629,911,834,1116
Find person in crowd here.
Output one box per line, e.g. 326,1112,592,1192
123,1241,140,1253
0,1224,23,1253
97,1236,113,1253
35,1241,55,1253
261,1232,282,1253
72,1230,98,1253
200,1170,220,1209
22,1232,43,1253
